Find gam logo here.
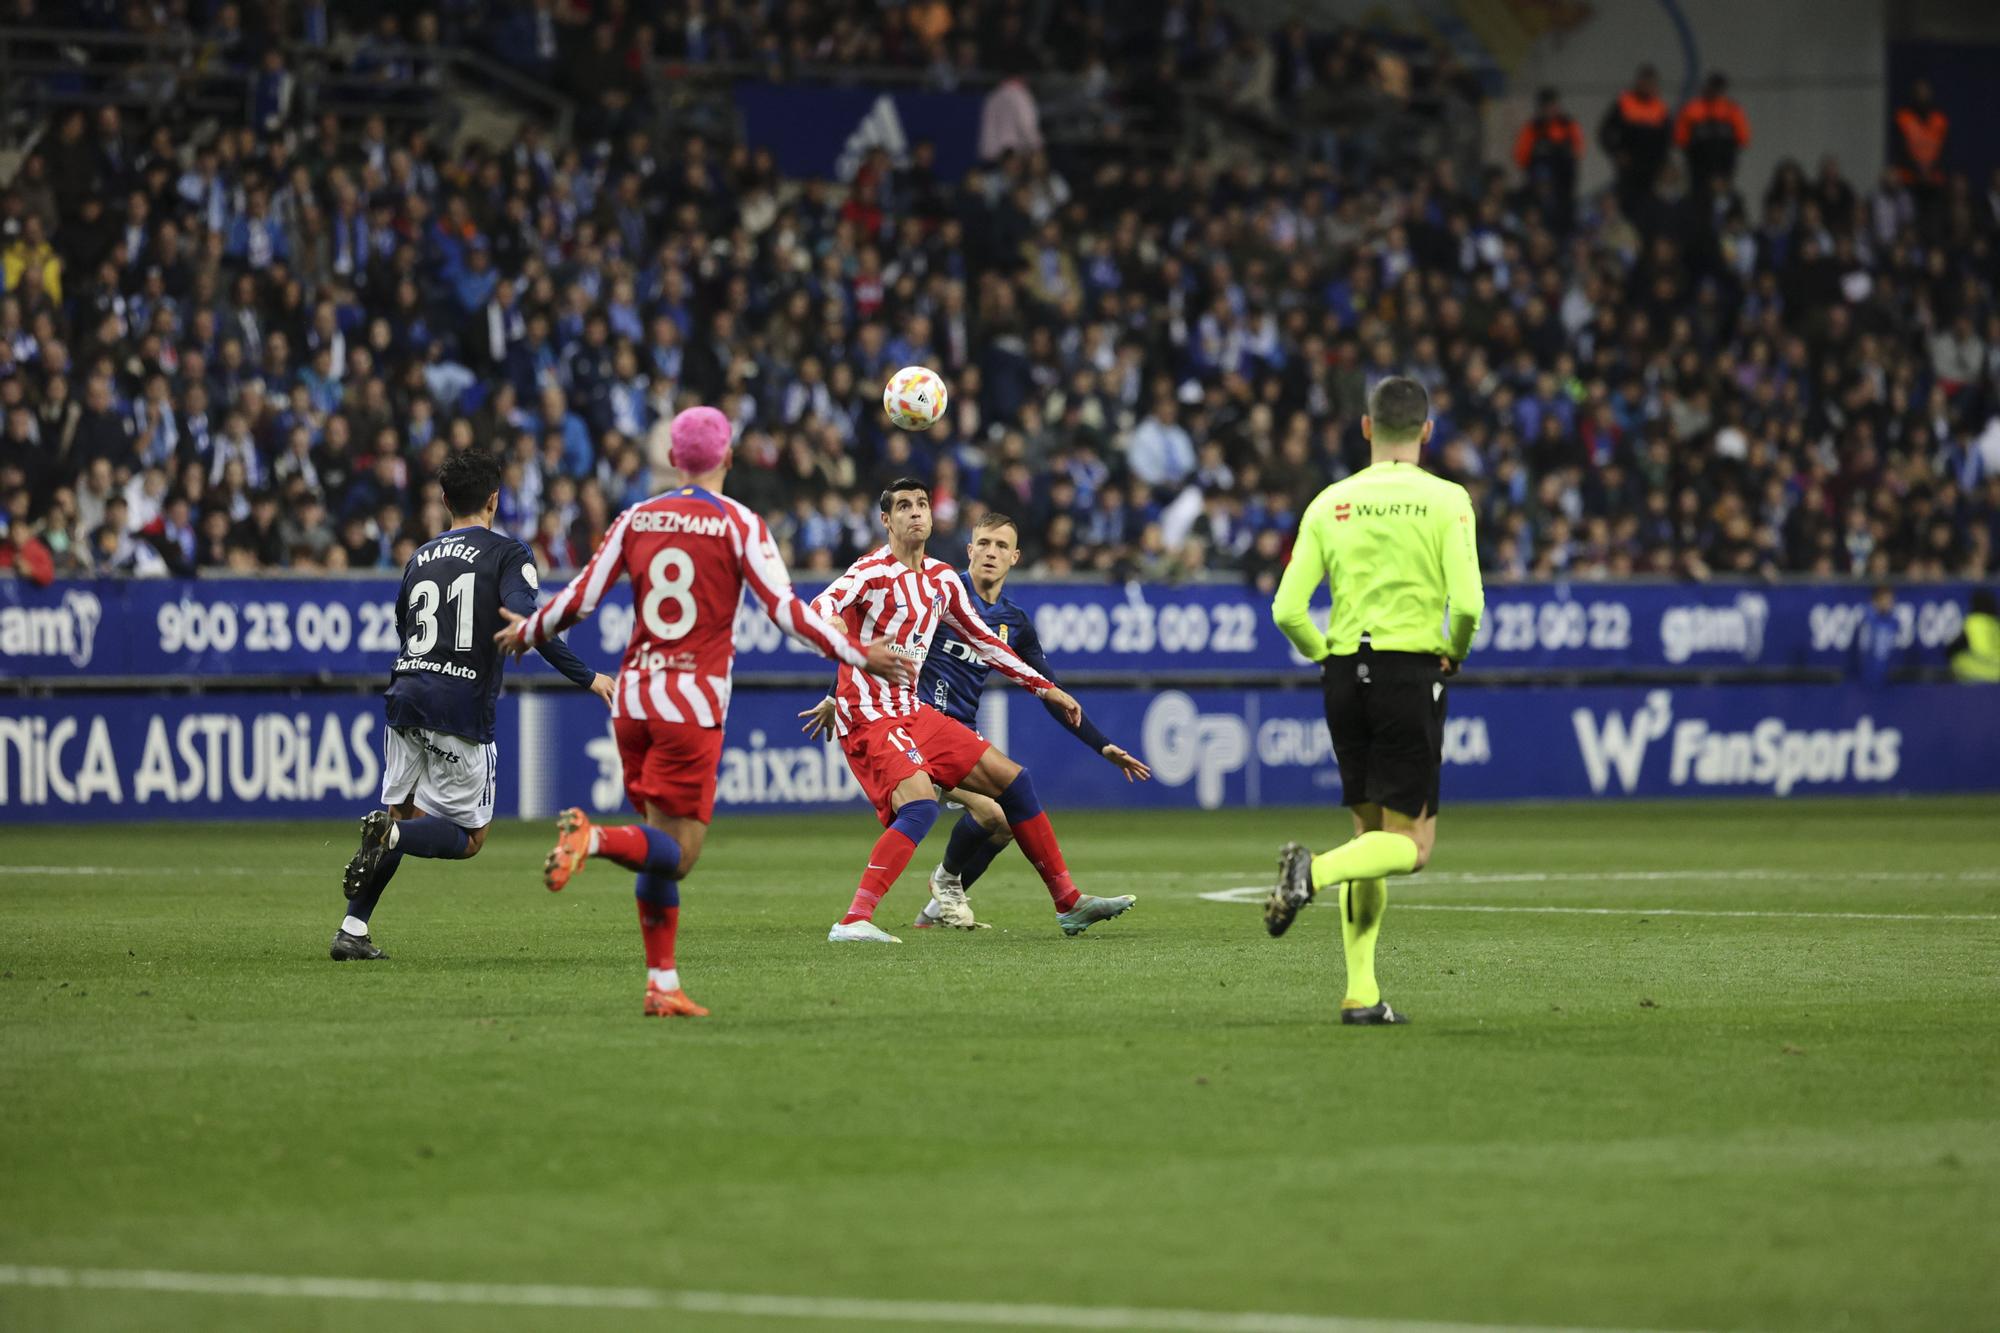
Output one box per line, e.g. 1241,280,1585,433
0,589,104,669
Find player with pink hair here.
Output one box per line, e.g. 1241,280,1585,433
497,406,908,1016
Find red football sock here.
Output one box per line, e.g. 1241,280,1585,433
596,822,649,870
638,899,678,970
840,827,919,924
1010,812,1080,912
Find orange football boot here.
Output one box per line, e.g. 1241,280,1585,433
644,985,710,1018
543,808,593,892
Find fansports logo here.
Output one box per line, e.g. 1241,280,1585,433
0,589,103,668
1572,690,1901,796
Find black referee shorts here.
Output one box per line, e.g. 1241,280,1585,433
1321,648,1447,818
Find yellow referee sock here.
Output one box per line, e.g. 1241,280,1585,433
1309,830,1419,889
1338,878,1388,1007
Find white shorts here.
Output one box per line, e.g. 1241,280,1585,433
380,726,497,829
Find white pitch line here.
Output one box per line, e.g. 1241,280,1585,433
0,1264,1693,1333
1192,869,2000,886
1197,885,2000,923
0,865,309,878
12,865,2000,886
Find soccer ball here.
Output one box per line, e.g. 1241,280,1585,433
882,365,948,431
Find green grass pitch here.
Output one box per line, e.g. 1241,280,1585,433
2,798,1997,1333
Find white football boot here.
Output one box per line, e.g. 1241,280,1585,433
828,919,903,943
925,863,988,930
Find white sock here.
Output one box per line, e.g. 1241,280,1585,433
587,827,601,854
341,915,370,937
648,967,679,991
385,821,400,848
922,898,941,919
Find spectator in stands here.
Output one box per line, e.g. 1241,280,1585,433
1674,72,1751,197
1127,396,1198,501
0,1,1996,595
1892,78,1948,221
1599,64,1671,216
0,495,55,586
1514,87,1584,232
1854,584,1901,689
1950,590,2000,683
979,74,1042,162
2,216,62,302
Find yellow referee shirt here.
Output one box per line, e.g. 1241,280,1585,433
1271,461,1485,662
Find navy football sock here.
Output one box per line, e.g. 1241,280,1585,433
348,849,404,926
395,816,469,859
638,825,684,876
996,770,1043,823
941,812,989,876
635,870,680,908
958,834,1008,890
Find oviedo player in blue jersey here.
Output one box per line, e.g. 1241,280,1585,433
329,450,614,961
801,512,1149,929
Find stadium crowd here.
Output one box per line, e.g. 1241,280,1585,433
2,2,2000,593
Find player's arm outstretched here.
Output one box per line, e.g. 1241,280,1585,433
497,542,614,705
935,573,1080,723
1013,615,1150,782
742,516,904,680
497,508,636,659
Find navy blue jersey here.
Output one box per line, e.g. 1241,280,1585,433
383,525,594,742
918,573,1112,753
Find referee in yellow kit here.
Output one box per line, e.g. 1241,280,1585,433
1265,376,1485,1025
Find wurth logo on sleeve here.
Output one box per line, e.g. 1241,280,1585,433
1333,503,1352,522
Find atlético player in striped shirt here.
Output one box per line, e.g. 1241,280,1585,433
809,477,1137,944
495,407,908,1016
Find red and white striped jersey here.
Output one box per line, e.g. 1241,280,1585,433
518,485,869,725
812,545,1053,736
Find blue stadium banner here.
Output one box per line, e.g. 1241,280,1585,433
0,694,390,822
3,683,1994,823
0,577,1979,682
514,682,2000,819
732,83,984,181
